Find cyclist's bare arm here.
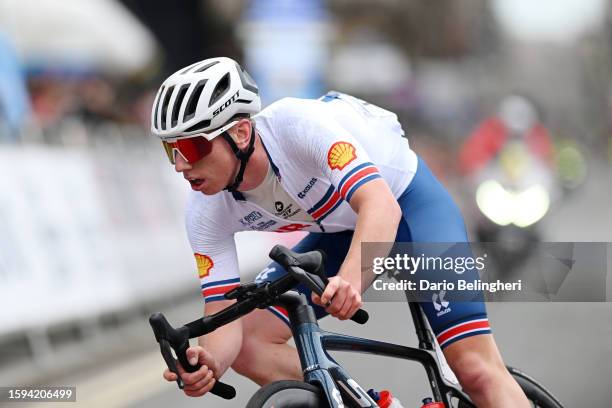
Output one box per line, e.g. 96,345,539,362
197,299,243,377
314,179,401,319
340,178,402,291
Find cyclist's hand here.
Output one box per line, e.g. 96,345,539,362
162,346,218,397
312,275,362,320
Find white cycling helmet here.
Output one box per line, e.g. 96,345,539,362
151,57,260,141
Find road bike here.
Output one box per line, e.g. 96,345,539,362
150,245,564,407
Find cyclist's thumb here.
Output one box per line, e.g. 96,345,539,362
186,346,201,366
320,277,339,305
186,345,214,367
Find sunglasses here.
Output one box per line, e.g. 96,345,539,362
162,136,213,164
160,120,244,165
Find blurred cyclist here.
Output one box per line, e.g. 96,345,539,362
459,94,557,246
459,94,554,176
151,57,529,407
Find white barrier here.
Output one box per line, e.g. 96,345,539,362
0,144,190,333
0,143,307,335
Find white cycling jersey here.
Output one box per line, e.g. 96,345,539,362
187,92,418,302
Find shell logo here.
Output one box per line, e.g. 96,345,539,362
327,142,356,170
194,253,214,278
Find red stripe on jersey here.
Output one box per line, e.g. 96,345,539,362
311,191,342,219
436,320,490,345
339,166,378,199
271,306,289,318
202,283,240,297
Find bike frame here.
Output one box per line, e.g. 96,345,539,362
153,245,562,407
277,291,474,408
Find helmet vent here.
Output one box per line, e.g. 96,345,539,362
209,73,230,107
235,63,258,94
194,60,220,73
160,85,174,130
185,119,211,133
178,61,200,75
171,84,190,127
183,79,207,122
152,86,165,130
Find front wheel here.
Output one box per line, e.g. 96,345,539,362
508,366,564,408
246,380,326,408
248,367,564,408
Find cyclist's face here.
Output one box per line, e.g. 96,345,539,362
174,134,237,195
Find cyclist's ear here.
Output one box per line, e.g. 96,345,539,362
229,119,253,149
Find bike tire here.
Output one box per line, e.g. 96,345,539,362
246,380,327,408
507,366,564,408
457,366,564,408
248,367,563,408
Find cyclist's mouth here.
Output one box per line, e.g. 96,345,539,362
189,179,205,190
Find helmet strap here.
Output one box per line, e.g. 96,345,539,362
222,122,256,192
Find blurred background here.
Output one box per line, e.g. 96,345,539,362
1,0,611,406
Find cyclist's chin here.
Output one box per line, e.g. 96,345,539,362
197,181,223,195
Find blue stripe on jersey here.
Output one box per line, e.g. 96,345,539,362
203,294,227,303
337,162,375,192
260,139,281,178
201,277,240,290
316,198,344,222
345,173,382,202
308,184,335,215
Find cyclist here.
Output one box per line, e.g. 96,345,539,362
151,57,529,407
459,94,554,176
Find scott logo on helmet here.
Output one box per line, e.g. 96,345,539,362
213,91,240,117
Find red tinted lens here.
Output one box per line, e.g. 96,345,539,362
162,137,213,164
176,137,213,163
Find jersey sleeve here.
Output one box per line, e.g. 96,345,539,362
292,108,383,203
185,194,240,303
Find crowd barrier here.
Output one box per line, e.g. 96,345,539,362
0,139,305,339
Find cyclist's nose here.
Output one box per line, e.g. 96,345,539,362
174,153,192,172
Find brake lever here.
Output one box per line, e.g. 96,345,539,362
158,339,185,389
149,313,236,399
269,245,369,324
289,265,370,325
289,266,327,296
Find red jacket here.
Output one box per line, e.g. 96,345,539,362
459,117,553,175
